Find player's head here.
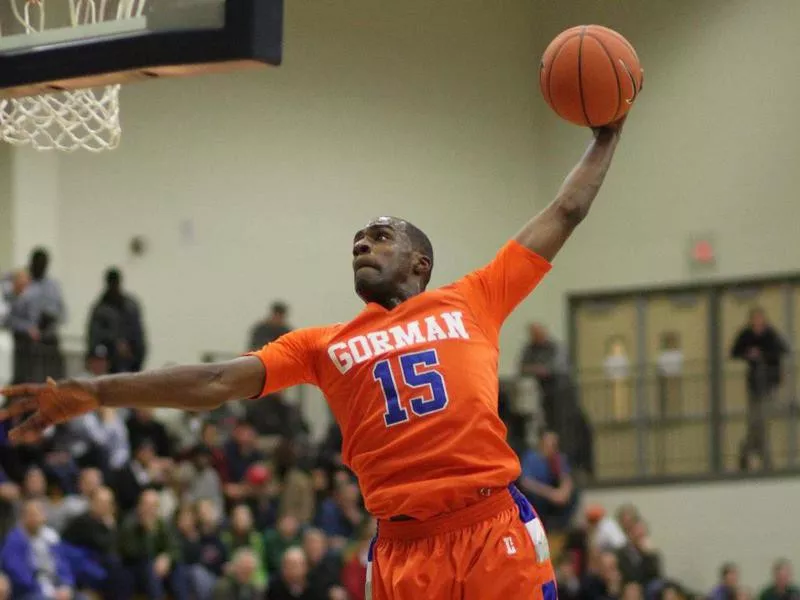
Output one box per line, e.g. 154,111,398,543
352,216,434,306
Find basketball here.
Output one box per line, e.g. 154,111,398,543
539,25,643,127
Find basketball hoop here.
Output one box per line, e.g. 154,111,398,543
0,0,148,152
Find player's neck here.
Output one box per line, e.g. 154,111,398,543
366,283,422,310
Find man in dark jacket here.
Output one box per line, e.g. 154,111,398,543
730,307,789,470
87,268,147,373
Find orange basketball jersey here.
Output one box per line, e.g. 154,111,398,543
251,240,551,519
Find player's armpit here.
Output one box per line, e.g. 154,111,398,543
248,327,322,398
515,124,622,261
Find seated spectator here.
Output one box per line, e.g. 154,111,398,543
174,504,217,600
303,528,343,598
66,400,130,475
588,504,629,552
274,437,315,525
760,560,799,600
519,431,577,531
0,466,20,539
267,546,320,600
245,464,280,531
186,445,224,516
555,555,581,600
222,504,267,590
581,549,622,600
200,422,230,484
49,468,103,532
224,422,265,502
213,548,261,600
314,480,364,550
264,515,301,577
21,466,57,523
341,518,377,600
0,498,82,600
195,498,228,578
118,489,189,600
711,563,741,600
126,409,172,458
0,573,9,600
60,486,125,599
112,438,167,515
616,520,662,590
622,582,644,600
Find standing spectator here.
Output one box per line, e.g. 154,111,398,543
0,270,29,387
222,504,268,590
615,520,662,591
248,301,291,351
60,486,124,599
519,323,571,432
519,431,577,531
0,498,81,600
267,546,319,600
760,560,800,600
118,489,188,600
263,515,301,577
730,308,789,470
314,480,364,550
711,563,742,600
87,268,147,373
212,548,261,600
8,248,67,384
518,323,593,475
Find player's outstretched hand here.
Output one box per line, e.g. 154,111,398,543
0,378,99,443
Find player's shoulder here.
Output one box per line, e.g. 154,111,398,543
284,323,346,348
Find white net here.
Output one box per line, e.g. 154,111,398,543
0,0,148,152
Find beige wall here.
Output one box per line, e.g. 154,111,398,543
0,144,11,270
529,0,800,336
56,0,546,372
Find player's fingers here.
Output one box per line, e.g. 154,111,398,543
0,383,47,398
8,411,51,444
0,396,39,421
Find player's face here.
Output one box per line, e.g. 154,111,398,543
352,218,416,303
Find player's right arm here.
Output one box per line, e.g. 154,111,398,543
0,328,320,442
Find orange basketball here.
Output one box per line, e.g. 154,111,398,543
539,25,643,127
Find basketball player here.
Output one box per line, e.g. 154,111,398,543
0,120,625,599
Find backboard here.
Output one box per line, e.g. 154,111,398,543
0,0,283,98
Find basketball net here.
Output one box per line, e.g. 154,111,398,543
0,0,148,152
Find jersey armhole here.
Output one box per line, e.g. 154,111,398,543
452,282,500,350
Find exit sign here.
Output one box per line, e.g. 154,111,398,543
688,233,716,267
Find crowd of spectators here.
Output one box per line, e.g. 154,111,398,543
0,250,796,600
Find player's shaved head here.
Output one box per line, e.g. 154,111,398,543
352,216,434,308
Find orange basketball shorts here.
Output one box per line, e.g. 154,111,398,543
366,485,557,600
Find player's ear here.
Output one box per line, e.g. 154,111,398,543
413,253,432,281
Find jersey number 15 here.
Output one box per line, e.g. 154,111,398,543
373,349,449,427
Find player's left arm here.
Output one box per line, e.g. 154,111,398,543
515,121,624,262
